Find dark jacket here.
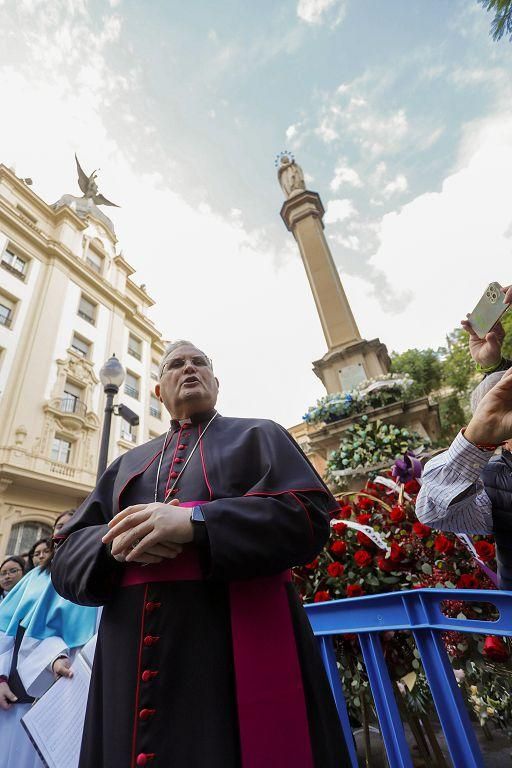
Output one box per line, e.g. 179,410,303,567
481,450,512,590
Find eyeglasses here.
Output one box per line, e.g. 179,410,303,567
160,355,212,376
0,568,22,577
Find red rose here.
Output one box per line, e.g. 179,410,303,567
357,513,372,525
482,636,510,662
475,541,496,563
332,521,347,534
390,505,405,523
327,562,345,577
346,584,365,598
389,543,404,564
304,558,319,570
354,549,373,567
357,497,374,511
338,504,352,520
314,590,331,603
404,479,420,495
412,521,431,538
434,534,455,555
331,540,347,557
377,556,395,573
457,573,480,589
356,531,376,548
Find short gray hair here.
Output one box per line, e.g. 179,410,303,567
470,370,506,414
159,340,212,377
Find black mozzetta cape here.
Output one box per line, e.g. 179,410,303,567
52,413,351,768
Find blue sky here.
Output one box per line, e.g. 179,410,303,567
1,0,512,424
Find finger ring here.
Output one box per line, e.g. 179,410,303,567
131,538,141,550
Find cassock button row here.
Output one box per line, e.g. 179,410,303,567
170,471,179,479
142,670,159,682
136,753,155,766
143,635,160,647
139,708,156,721
174,457,184,464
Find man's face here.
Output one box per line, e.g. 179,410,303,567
155,344,219,418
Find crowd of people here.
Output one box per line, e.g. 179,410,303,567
0,301,511,766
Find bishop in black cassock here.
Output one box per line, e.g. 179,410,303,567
52,341,351,768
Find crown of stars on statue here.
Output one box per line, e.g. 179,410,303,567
274,151,295,168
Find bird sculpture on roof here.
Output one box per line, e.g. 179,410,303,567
75,153,119,207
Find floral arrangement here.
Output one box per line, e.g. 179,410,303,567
303,374,413,425
325,417,429,488
293,474,512,733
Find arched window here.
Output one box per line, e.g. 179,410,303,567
6,521,52,556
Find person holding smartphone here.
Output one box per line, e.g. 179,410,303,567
416,285,512,587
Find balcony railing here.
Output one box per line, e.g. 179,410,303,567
306,588,512,768
128,348,142,361
124,384,139,399
1,259,26,280
85,256,102,273
149,406,161,418
78,309,95,324
0,314,12,328
53,397,87,417
120,430,136,443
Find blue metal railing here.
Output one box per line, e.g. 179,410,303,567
305,588,512,768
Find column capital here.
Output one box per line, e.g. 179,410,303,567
280,191,325,232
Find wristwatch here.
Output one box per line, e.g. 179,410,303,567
190,505,208,548
190,505,205,524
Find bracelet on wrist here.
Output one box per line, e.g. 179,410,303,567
461,427,502,452
475,358,504,375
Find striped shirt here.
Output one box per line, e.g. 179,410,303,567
416,430,494,534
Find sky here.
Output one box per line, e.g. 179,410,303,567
1,0,512,426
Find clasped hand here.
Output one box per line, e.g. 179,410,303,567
101,499,194,565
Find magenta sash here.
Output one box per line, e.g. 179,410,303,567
121,501,315,768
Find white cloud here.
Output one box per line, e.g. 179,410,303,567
330,161,362,191
358,112,512,352
324,198,357,224
297,0,346,26
382,173,408,197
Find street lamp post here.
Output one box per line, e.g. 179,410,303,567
97,354,125,481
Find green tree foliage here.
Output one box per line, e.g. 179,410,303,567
441,328,476,395
438,393,468,444
390,348,443,397
500,309,512,359
479,0,512,41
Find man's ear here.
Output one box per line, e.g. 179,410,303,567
155,383,161,401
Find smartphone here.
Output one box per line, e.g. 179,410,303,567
467,282,509,338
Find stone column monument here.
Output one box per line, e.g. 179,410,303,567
278,153,389,394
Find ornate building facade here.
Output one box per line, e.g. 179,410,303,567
0,164,168,557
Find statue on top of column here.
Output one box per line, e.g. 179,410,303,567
277,153,306,199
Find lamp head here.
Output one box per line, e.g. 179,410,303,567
99,354,125,391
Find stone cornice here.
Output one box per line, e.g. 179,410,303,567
280,190,325,232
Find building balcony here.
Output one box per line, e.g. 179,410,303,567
44,397,88,430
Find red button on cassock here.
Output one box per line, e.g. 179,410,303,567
178,444,187,450
145,601,161,613
136,753,155,766
139,708,156,721
143,635,160,647
170,471,179,479
141,669,159,682
174,457,184,463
